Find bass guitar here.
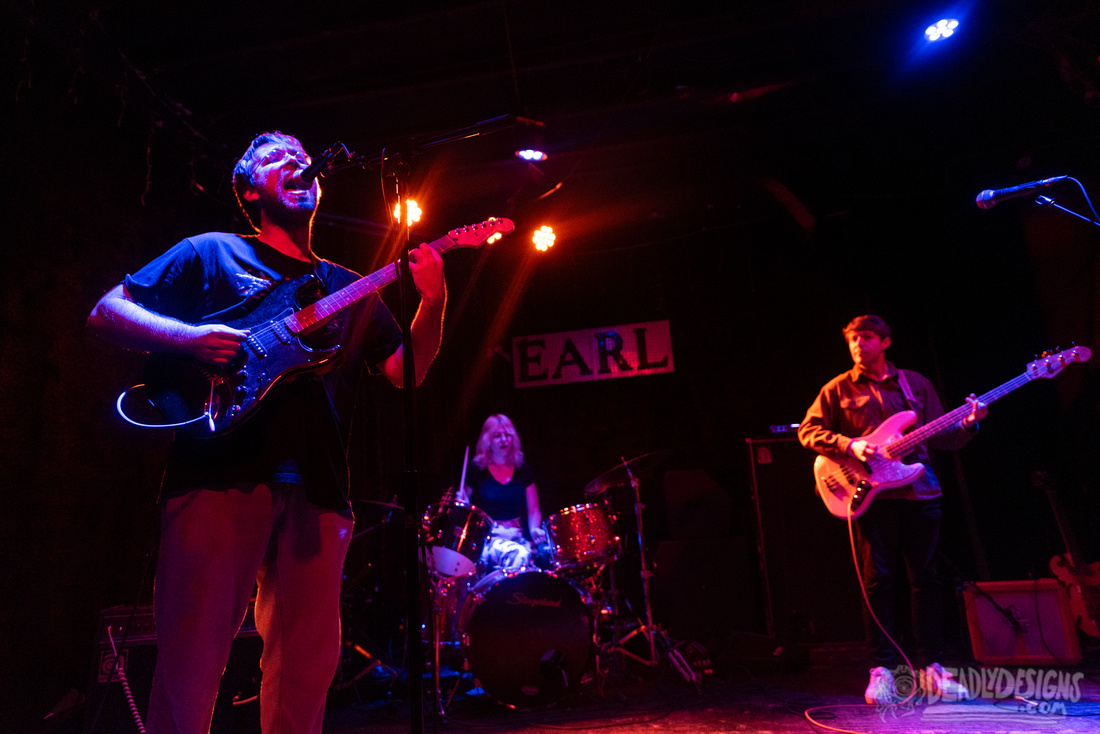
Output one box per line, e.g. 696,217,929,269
137,217,514,437
813,346,1091,519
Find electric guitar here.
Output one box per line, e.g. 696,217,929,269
139,217,514,437
1031,470,1100,638
813,346,1091,519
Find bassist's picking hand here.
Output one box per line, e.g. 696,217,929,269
189,324,250,366
849,439,875,462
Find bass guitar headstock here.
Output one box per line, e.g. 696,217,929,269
1027,346,1091,379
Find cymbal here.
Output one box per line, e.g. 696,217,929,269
584,450,672,496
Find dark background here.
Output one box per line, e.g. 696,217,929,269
4,0,1100,728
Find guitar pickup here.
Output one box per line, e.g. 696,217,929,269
245,335,268,358
271,322,294,345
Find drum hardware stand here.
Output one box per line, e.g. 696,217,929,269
337,504,403,694
431,579,450,720
422,548,456,723
426,570,476,720
334,639,399,691
600,462,701,690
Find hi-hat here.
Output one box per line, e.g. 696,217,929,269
584,450,671,495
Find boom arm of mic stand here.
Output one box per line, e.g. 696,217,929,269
333,115,518,174
1034,196,1100,228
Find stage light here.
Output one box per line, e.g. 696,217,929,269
925,19,959,41
533,226,555,251
517,148,547,162
393,200,422,225
514,117,548,161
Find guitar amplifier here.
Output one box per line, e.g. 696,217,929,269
83,602,262,734
962,579,1081,665
746,437,865,643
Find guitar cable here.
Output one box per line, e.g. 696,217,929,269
85,544,156,734
105,626,148,733
115,383,216,431
802,502,920,734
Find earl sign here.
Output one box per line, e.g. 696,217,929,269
512,320,674,389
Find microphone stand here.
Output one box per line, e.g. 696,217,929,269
1034,195,1100,229
334,115,517,734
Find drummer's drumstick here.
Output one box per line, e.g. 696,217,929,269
458,445,470,499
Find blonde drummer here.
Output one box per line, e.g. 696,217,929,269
455,414,546,570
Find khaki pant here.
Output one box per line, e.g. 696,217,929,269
147,483,353,734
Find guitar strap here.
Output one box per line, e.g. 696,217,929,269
895,368,919,411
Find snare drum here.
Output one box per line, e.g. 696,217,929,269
422,501,493,577
545,502,620,576
459,569,591,709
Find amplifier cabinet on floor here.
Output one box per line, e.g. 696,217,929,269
83,602,262,734
962,579,1082,665
746,436,865,644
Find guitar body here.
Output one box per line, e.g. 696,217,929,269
132,217,516,438
813,410,926,519
144,274,341,437
1050,555,1100,638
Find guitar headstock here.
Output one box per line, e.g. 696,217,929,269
444,217,515,250
1027,346,1092,379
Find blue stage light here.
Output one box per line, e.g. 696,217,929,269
925,18,959,42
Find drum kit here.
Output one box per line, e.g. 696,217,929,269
418,450,690,714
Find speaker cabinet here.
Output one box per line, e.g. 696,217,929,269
746,437,864,643
83,603,262,734
962,579,1082,665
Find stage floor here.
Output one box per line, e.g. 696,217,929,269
320,642,1100,734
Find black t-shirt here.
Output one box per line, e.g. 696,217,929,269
466,463,536,523
125,232,403,513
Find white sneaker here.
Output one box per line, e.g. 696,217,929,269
864,666,896,705
921,663,970,701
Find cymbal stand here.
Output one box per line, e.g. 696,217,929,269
428,571,447,720
604,461,699,688
607,463,656,664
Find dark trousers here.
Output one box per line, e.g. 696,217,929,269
855,498,943,668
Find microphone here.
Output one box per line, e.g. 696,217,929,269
286,155,332,190
975,176,1069,209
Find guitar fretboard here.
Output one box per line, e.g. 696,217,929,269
882,346,1089,460
882,372,1032,460
288,263,401,332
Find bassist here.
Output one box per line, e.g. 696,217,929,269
87,131,446,733
797,314,985,706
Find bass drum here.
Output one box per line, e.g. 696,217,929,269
460,569,591,709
